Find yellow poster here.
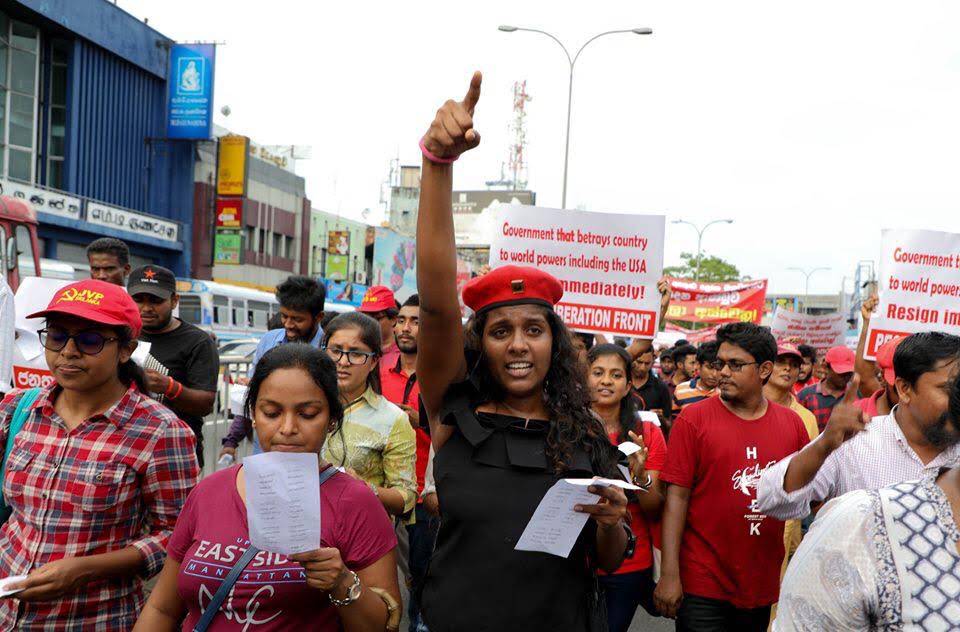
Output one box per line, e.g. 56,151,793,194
217,135,249,196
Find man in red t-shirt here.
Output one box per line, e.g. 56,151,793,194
654,323,810,631
377,293,436,630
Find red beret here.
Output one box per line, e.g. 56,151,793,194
462,265,564,314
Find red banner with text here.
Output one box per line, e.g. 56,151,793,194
666,278,768,324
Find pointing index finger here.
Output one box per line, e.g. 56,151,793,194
462,71,482,115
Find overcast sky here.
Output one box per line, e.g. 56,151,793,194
120,0,960,295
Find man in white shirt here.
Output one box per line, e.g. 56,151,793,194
758,331,960,520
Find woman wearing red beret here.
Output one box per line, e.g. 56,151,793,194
414,72,632,632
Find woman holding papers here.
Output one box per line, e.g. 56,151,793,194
415,72,632,632
0,280,198,631
587,344,668,632
135,344,401,631
320,312,417,519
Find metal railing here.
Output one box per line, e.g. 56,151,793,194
201,355,254,478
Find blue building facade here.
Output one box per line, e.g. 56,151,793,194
1,0,198,275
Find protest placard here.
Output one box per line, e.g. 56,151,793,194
864,228,960,360
488,205,665,338
666,278,767,324
12,277,70,389
770,308,846,349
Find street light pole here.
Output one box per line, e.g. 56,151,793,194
671,219,734,281
499,26,652,208
787,266,831,314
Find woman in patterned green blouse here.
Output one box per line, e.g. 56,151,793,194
321,312,417,518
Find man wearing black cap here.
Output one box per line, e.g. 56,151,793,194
128,265,219,467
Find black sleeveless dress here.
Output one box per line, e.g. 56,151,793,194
420,381,602,632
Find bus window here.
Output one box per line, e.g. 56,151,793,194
231,299,246,327
213,295,229,324
15,225,36,279
178,294,202,325
249,300,270,329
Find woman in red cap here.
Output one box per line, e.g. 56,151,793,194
0,280,199,630
415,73,631,632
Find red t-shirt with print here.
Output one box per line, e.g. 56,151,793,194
660,397,810,609
603,422,667,575
168,465,397,631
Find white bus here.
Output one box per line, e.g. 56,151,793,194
175,278,354,342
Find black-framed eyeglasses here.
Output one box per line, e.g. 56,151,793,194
708,359,758,373
323,346,377,366
38,328,119,355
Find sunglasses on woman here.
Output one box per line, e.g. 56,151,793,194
38,328,120,355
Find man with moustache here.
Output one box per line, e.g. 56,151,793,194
758,331,960,521
129,265,218,467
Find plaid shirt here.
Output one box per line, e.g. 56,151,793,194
797,381,843,432
0,384,199,631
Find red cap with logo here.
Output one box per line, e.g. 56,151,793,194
27,279,143,338
825,345,856,374
875,337,903,385
359,286,397,313
776,342,803,361
462,265,564,314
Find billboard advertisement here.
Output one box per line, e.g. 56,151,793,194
216,135,249,197
166,43,216,140
373,227,417,302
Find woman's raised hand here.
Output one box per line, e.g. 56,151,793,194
421,72,483,161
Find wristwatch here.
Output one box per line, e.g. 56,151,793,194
622,522,637,559
368,482,379,497
329,571,362,607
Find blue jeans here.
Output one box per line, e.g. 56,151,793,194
406,504,439,632
599,569,656,632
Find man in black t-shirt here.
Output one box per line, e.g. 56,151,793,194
128,265,219,467
631,347,674,430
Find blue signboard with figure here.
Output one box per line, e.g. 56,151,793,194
166,44,215,139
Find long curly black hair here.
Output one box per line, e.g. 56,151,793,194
465,307,620,479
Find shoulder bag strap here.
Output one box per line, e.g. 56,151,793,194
193,463,341,632
2,388,40,482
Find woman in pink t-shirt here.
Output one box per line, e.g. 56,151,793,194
134,345,400,632
586,344,668,632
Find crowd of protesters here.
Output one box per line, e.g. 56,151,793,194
0,71,958,632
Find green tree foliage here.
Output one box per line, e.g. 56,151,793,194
663,252,741,282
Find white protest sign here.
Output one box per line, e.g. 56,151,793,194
864,229,960,360
488,205,665,338
12,277,70,390
770,308,846,349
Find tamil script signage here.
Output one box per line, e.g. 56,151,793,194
87,202,179,243
166,43,216,140
0,178,81,221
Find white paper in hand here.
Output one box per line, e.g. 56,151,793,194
637,410,660,426
515,480,598,558
618,441,642,456
566,476,641,491
0,575,28,598
244,452,321,556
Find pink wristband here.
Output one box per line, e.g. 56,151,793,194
420,138,458,165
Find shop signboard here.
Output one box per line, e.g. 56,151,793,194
217,135,249,196
87,201,179,243
166,43,216,139
214,230,242,265
216,197,243,228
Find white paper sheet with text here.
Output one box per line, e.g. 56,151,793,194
244,452,321,556
515,480,597,558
